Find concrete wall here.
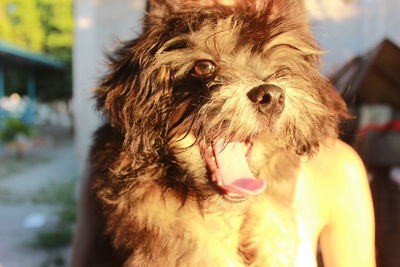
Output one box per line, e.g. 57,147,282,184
73,0,145,174
72,0,400,174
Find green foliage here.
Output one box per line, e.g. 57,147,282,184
37,0,73,62
0,0,45,52
0,0,73,62
0,117,36,143
40,254,66,267
31,227,73,249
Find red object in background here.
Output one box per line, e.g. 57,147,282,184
358,120,400,136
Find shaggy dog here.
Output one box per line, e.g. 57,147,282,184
90,0,347,266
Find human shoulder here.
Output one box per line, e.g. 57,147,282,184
313,138,367,187
301,139,370,226
310,138,373,231
314,141,376,267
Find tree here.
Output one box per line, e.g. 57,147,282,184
37,0,73,62
0,0,73,62
0,0,45,52
35,0,73,100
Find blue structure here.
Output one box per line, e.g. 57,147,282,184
0,60,4,98
0,41,64,123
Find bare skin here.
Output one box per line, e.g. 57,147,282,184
301,139,376,267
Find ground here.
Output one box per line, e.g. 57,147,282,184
0,126,76,267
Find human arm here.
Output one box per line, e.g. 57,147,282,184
71,168,101,267
319,141,376,267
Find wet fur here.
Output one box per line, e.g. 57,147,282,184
91,1,347,266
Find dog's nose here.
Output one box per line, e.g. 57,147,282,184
247,84,285,113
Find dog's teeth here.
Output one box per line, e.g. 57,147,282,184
224,193,248,202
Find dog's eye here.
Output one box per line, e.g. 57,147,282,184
191,60,217,78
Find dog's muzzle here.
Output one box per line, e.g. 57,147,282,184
247,84,285,116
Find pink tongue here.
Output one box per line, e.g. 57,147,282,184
213,140,266,196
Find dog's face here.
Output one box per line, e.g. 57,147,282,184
96,1,347,200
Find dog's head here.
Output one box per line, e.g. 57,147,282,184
96,0,347,199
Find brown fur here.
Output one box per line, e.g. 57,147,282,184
90,1,347,266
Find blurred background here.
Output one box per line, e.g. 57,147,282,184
0,0,399,266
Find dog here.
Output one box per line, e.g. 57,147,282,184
89,0,347,266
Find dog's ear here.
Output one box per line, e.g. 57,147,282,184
270,0,305,14
96,34,174,160
145,0,307,24
145,0,182,29
146,0,174,18
146,0,234,15
262,0,307,21
145,0,225,18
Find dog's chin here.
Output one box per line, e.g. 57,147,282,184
173,133,267,201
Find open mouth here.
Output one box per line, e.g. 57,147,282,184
201,138,267,199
